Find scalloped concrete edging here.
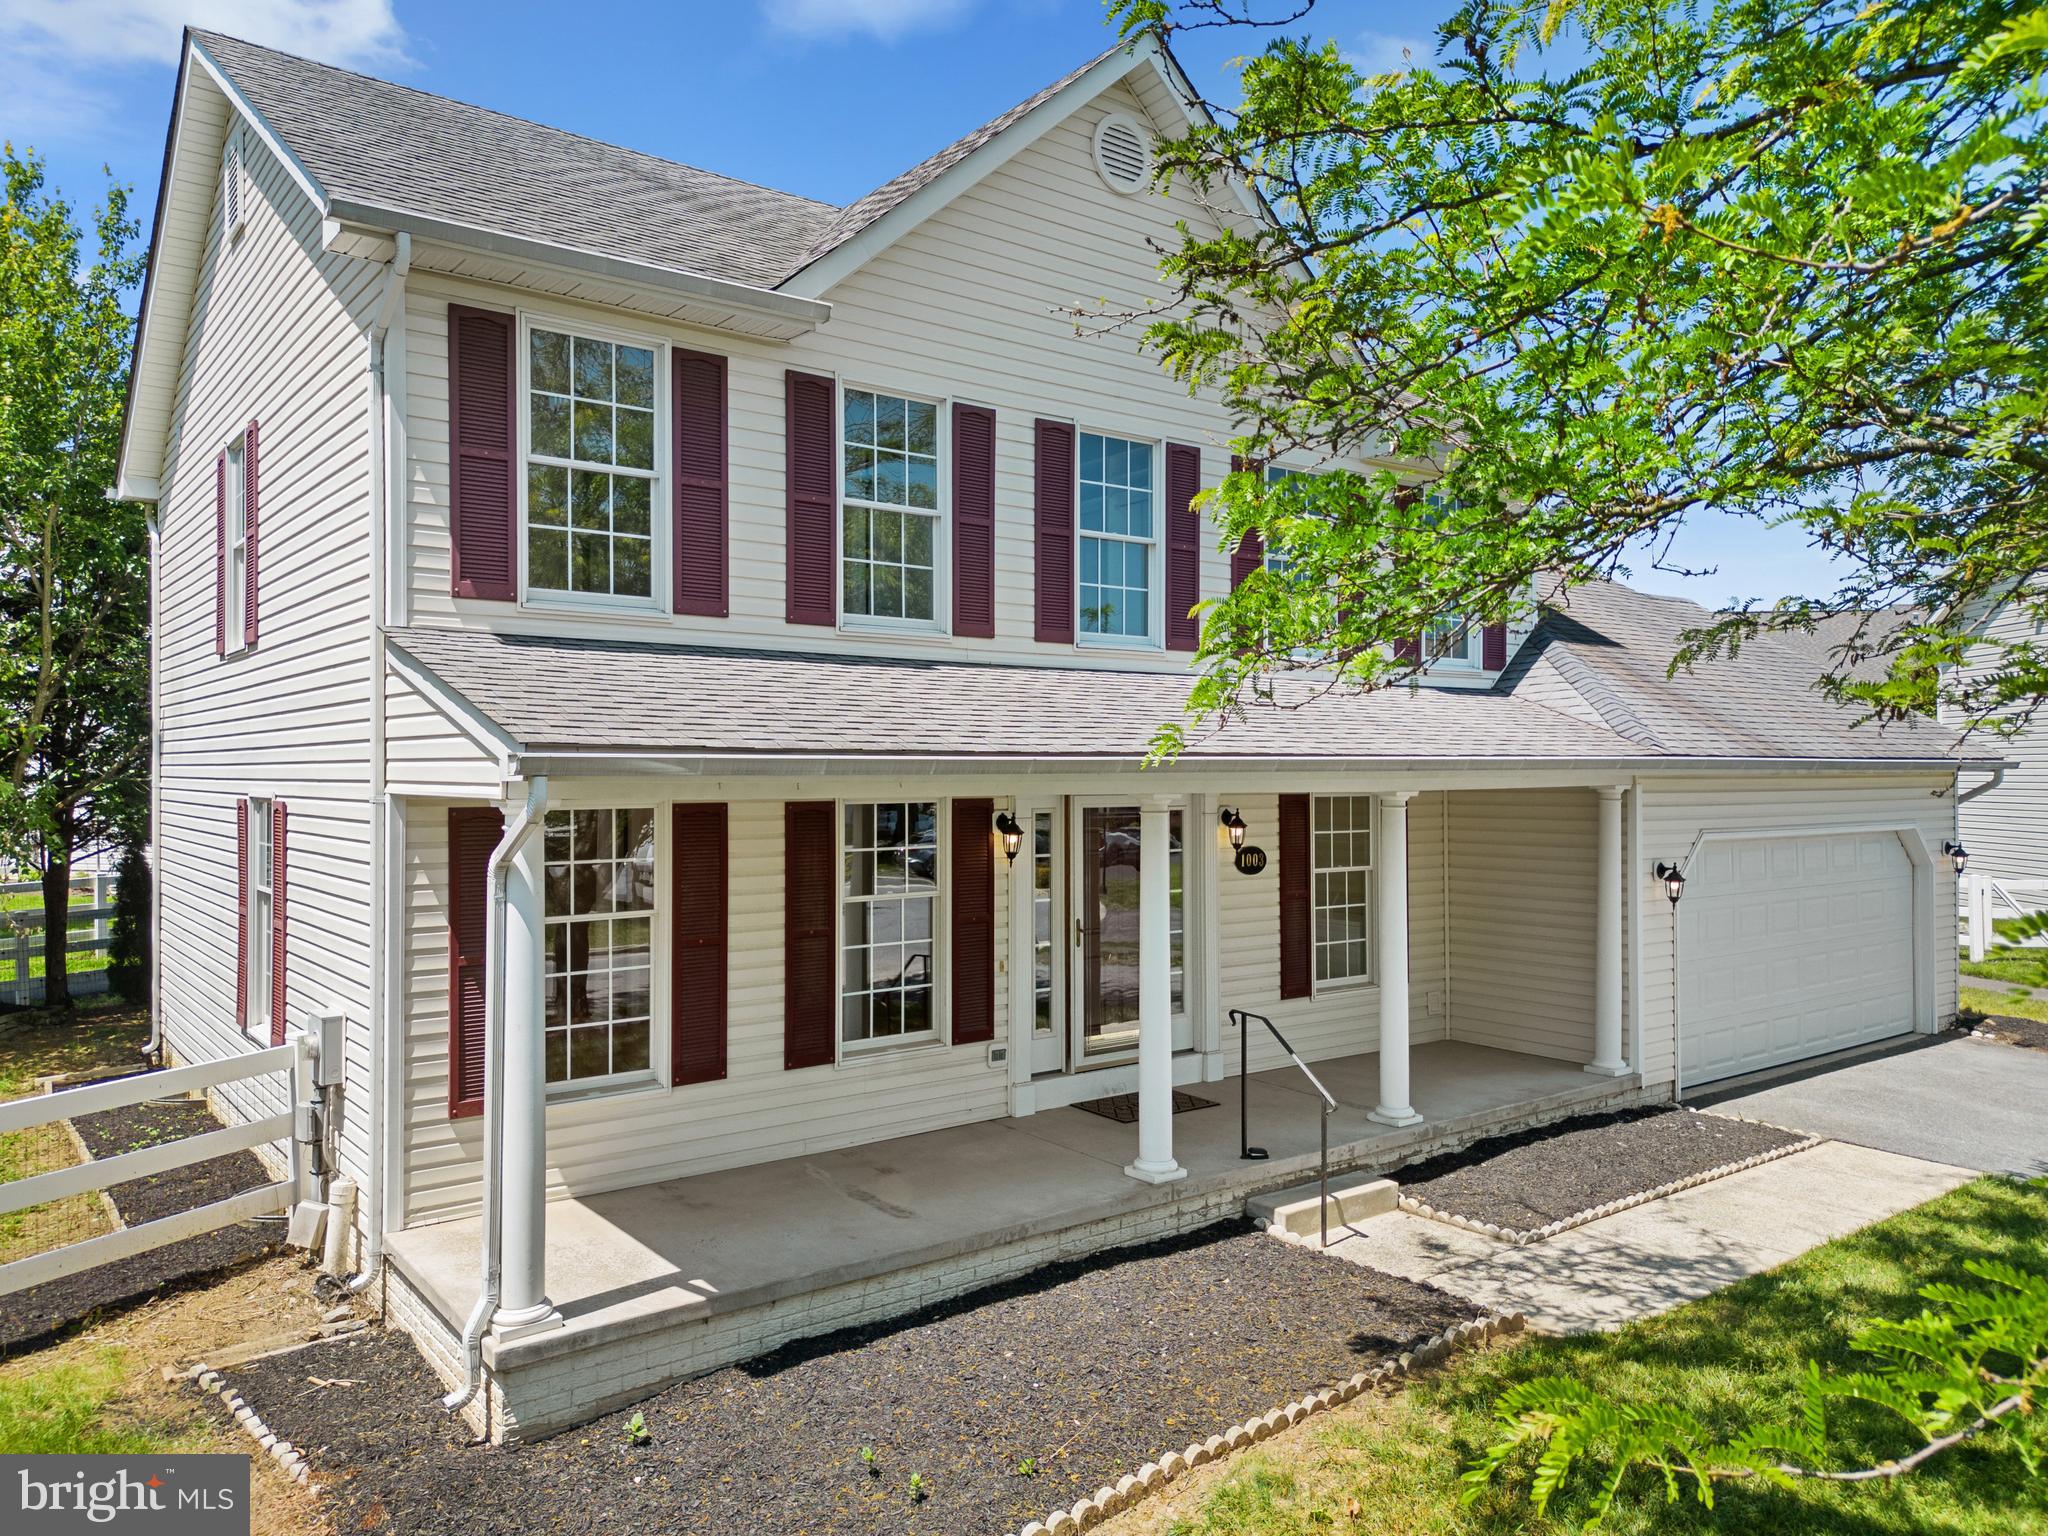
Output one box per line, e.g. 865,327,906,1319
1006,1309,1525,1536
1395,1123,1826,1247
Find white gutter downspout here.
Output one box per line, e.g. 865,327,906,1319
345,232,410,1298
1958,764,2007,803
443,775,548,1415
144,509,165,1064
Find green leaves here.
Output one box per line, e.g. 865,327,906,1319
1111,0,2048,751
1465,1252,2048,1524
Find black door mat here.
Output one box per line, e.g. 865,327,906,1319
1072,1089,1219,1123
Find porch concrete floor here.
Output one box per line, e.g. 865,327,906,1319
388,1041,1633,1369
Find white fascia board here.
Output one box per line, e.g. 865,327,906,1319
324,197,831,333
383,640,521,775
187,38,330,215
779,38,1167,301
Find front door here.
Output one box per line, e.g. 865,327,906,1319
1072,803,1189,1068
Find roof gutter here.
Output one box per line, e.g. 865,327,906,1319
1958,763,2009,803
506,749,1980,779
324,198,832,333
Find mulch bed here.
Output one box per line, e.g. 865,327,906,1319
1393,1106,1808,1234
1960,1013,2048,1052
218,1224,1479,1536
1,1090,280,1354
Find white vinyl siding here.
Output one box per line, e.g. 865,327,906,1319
153,109,381,1191
401,790,1010,1223
1954,593,2048,883
396,80,1406,662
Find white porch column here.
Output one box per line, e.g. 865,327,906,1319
1370,792,1424,1127
1588,786,1630,1075
494,818,561,1339
1124,797,1186,1184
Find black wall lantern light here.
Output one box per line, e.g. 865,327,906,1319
1654,861,1687,905
1942,840,1970,877
1219,807,1248,851
994,811,1024,864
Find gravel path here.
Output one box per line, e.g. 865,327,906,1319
223,1224,1479,1536
1394,1107,1808,1233
1,1092,279,1353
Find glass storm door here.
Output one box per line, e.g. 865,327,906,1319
1073,804,1187,1066
1027,807,1067,1076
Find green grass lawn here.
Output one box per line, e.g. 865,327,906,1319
1962,985,2048,1024
0,1347,209,1454
1148,1177,2048,1536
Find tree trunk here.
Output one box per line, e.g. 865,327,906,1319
39,841,71,1010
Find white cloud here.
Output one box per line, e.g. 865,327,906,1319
1342,30,1431,78
760,0,974,43
0,0,410,69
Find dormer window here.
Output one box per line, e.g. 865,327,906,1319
1427,615,1479,668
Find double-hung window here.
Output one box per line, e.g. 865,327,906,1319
1078,431,1156,644
246,796,273,1031
1312,795,1373,985
842,802,939,1048
1426,614,1478,668
525,325,658,603
842,389,941,627
1262,464,1313,580
225,435,249,648
542,808,657,1090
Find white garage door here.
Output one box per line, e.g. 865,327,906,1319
1680,832,1915,1086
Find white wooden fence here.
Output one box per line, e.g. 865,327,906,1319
0,873,119,1006
1960,870,2048,961
0,1035,310,1297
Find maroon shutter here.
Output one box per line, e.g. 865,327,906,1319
1394,635,1422,663
243,420,260,648
785,371,836,625
950,798,996,1045
447,805,503,1118
783,800,836,1068
1482,621,1508,670
1165,442,1202,650
952,404,996,639
1033,419,1075,643
448,304,517,601
1230,532,1265,588
269,800,288,1045
1278,793,1312,1000
215,452,228,656
673,348,729,617
234,799,248,1029
671,802,728,1085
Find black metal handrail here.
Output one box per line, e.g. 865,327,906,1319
1231,1008,1340,1247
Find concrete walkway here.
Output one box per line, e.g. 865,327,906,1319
1316,1141,1974,1334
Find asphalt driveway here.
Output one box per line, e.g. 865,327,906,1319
1693,1034,2048,1178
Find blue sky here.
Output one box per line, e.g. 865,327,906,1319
0,0,1844,608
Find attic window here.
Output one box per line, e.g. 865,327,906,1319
222,134,245,244
1092,112,1151,194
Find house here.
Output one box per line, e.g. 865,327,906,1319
118,28,1978,1441
1948,589,2047,910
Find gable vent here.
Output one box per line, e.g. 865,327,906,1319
1092,112,1151,194
222,134,244,244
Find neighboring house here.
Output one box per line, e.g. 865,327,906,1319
118,29,1977,1440
1949,589,2047,895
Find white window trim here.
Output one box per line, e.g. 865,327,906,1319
1426,615,1482,671
245,794,272,1037
539,800,668,1100
835,798,949,1063
835,379,951,638
1075,429,1164,651
515,310,669,617
1310,793,1377,994
224,431,249,655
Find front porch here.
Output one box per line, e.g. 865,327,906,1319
386,1040,1642,1440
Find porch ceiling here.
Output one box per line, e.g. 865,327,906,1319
386,1041,1632,1372
388,627,1651,766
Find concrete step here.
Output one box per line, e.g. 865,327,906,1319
1248,1176,1399,1236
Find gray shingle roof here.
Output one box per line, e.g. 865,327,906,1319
194,30,840,288
193,30,1140,292
1507,580,1958,760
389,628,1650,763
